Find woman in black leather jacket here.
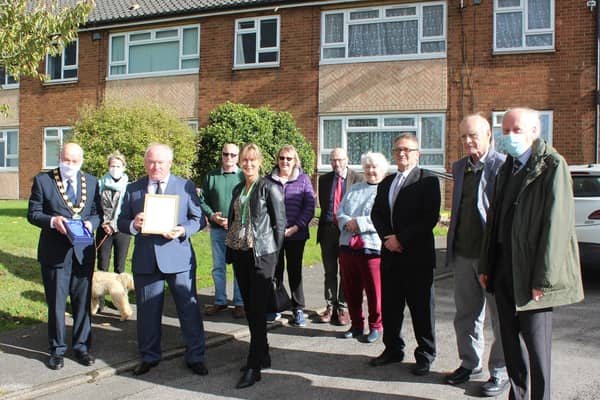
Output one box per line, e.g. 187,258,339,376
225,143,285,389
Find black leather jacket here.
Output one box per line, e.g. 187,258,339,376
226,176,286,260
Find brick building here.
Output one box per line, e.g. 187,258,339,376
0,0,596,199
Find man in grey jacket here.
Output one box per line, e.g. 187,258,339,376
446,114,508,396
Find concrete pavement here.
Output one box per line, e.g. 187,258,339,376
1,237,599,399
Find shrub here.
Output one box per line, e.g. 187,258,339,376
72,102,197,180
197,102,315,181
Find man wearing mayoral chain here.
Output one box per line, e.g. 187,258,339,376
28,143,102,370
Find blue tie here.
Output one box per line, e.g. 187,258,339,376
66,179,76,203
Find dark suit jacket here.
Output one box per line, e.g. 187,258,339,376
371,167,440,268
117,175,205,274
27,169,102,267
316,168,363,243
446,150,505,266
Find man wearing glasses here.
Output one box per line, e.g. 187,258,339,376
371,133,440,376
316,147,363,325
199,143,245,318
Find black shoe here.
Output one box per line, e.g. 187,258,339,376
188,362,208,375
48,353,64,370
481,376,509,397
240,354,271,371
342,328,363,339
446,366,483,385
236,368,261,389
369,350,404,367
74,351,95,366
133,361,159,376
412,361,431,376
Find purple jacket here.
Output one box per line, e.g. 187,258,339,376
268,166,316,241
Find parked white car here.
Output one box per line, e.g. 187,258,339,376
570,164,600,268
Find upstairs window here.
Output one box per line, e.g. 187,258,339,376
321,2,446,63
494,0,554,52
44,127,73,169
320,113,445,170
234,16,280,68
0,129,18,169
46,40,78,82
0,66,18,88
109,25,200,78
491,110,553,153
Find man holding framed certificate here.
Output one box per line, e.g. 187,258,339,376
118,143,208,377
27,143,102,370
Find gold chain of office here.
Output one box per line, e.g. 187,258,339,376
52,168,87,218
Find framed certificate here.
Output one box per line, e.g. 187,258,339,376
142,194,180,234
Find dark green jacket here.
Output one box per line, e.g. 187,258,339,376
479,139,584,311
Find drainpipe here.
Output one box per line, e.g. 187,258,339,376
596,4,600,163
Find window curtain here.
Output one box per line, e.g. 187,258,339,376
528,0,551,29
496,11,522,48
349,20,417,57
347,131,398,164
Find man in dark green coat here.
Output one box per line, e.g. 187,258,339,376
479,107,584,400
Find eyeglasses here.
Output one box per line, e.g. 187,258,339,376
222,152,238,158
392,147,418,154
279,156,294,161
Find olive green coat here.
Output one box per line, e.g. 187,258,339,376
479,139,584,311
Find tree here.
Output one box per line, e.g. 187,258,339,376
72,102,198,181
197,102,316,181
0,0,94,114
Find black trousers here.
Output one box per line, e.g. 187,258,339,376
494,250,552,400
380,258,436,364
41,255,93,356
232,249,277,369
274,239,306,310
96,229,131,273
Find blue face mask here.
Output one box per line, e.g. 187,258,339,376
503,134,530,158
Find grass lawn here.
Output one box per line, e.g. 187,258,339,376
0,200,446,333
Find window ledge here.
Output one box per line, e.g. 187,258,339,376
493,48,556,56
42,78,78,86
233,63,280,71
106,70,199,81
320,53,447,66
0,84,19,90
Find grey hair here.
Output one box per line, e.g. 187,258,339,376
361,151,389,172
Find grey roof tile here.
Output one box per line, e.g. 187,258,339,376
64,0,307,26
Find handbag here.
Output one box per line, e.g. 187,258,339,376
269,280,292,313
349,234,365,250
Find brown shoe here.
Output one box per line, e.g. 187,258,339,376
232,306,246,319
318,306,333,323
205,304,228,316
336,308,350,326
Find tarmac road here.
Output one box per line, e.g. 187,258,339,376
2,265,599,400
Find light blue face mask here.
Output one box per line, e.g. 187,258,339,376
503,134,530,158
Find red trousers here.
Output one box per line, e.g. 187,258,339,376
339,252,382,331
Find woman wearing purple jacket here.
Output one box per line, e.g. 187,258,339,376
267,145,316,326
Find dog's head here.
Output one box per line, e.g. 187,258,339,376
117,273,135,291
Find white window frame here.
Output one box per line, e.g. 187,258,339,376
44,127,74,169
491,110,553,154
493,0,555,53
320,2,447,64
0,128,19,170
108,24,200,79
319,113,446,172
233,16,280,69
186,119,199,135
0,66,19,89
45,40,79,82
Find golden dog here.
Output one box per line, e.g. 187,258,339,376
91,271,134,321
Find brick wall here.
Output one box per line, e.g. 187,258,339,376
18,31,106,198
197,6,321,165
446,1,596,167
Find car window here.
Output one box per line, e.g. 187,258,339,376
572,175,600,197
